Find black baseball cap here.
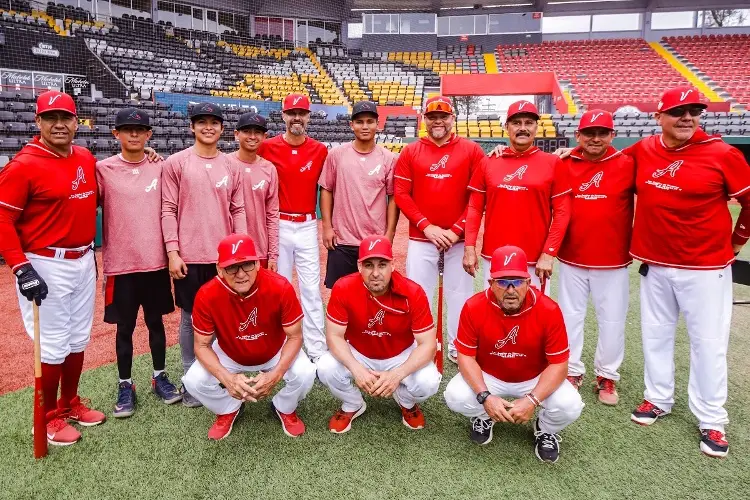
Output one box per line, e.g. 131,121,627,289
189,102,224,122
236,112,267,132
351,101,378,119
114,107,151,129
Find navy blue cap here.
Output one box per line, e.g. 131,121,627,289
236,112,267,132
351,100,378,119
189,102,224,122
114,107,151,129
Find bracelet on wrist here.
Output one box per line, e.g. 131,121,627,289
526,393,540,407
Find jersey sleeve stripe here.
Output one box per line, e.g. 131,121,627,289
0,200,23,211
729,185,750,197
467,186,486,193
282,312,304,327
193,326,215,336
394,175,412,182
325,313,348,326
456,339,477,349
551,188,573,198
413,323,435,334
546,347,570,356
10,261,30,272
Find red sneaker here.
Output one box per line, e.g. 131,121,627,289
595,377,619,406
208,406,242,441
400,404,425,430
272,403,305,437
64,396,107,427
32,410,81,446
700,429,729,458
328,403,367,434
567,375,583,390
631,399,669,426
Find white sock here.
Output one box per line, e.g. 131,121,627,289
153,370,164,378
119,378,133,384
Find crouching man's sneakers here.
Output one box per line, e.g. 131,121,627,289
208,406,243,441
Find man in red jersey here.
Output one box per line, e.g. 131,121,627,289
228,112,279,271
622,87,750,459
394,95,485,364
161,102,247,407
0,90,105,447
556,110,635,403
317,236,441,433
258,93,328,361
182,235,316,440
464,100,571,295
444,246,583,463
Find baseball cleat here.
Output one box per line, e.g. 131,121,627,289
329,403,367,434
33,410,81,446
534,419,561,464
272,403,306,437
180,386,203,408
65,396,106,427
470,417,494,445
113,381,136,418
208,405,243,441
594,377,619,406
566,375,583,390
152,373,183,405
700,429,729,458
631,400,669,426
399,404,425,430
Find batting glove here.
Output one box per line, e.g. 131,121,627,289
15,264,49,306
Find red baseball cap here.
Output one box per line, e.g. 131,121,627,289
506,100,539,121
578,109,615,131
36,90,77,116
217,234,259,268
283,93,311,112
423,95,455,115
358,235,393,263
490,246,530,279
657,86,707,113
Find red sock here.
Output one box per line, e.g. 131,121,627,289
59,351,84,408
40,363,62,417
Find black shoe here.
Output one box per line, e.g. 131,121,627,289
470,417,494,445
700,429,729,458
113,381,136,418
180,385,203,408
534,419,561,463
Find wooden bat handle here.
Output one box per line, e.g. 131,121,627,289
33,303,41,378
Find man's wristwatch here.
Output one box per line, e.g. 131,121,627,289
476,391,491,404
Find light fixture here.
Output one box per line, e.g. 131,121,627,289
548,0,631,4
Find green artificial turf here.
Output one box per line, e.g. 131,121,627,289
1,209,748,500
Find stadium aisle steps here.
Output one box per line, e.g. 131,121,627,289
649,42,723,103
563,90,578,114
483,53,499,74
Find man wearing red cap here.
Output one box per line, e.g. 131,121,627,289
394,95,486,363
556,110,635,403
317,235,441,433
444,246,583,463
464,100,572,295
0,90,105,446
182,234,316,440
258,93,328,361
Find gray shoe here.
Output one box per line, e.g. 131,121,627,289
181,386,203,408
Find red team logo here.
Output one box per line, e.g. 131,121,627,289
367,309,385,328
429,155,449,172
494,325,520,350
300,161,313,173
652,160,682,178
71,166,86,190
239,307,258,331
579,171,604,191
503,165,527,182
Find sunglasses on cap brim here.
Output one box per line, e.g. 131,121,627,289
663,106,704,118
424,101,454,114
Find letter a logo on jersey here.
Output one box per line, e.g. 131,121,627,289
495,325,520,350
215,175,228,188
300,161,312,173
430,155,449,172
231,240,244,254
252,180,266,191
503,252,517,266
145,178,158,192
368,164,382,176
579,171,603,191
71,166,86,190
239,307,258,331
367,309,385,328
503,165,527,182
680,89,693,101
652,160,683,179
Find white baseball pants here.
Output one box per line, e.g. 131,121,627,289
15,250,96,364
406,240,474,356
481,258,551,296
316,343,442,412
443,371,584,434
558,262,629,381
182,341,316,416
640,264,732,432
277,218,326,359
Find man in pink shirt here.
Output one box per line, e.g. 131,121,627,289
319,101,399,288
228,112,279,272
161,102,247,407
97,108,182,418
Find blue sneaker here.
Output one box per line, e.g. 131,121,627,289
152,373,183,405
113,381,136,418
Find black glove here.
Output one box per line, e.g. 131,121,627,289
15,264,48,306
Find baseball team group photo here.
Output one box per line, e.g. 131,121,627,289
1,0,750,498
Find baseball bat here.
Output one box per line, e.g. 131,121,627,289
435,250,445,374
32,303,48,459
541,275,548,295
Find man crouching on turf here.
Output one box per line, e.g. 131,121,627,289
181,234,316,440
444,246,584,463
317,235,442,433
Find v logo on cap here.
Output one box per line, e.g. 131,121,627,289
231,240,243,254
590,112,603,123
49,94,61,105
293,96,302,105
680,89,693,101
368,239,381,251
503,253,517,266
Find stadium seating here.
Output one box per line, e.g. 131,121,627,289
386,45,486,75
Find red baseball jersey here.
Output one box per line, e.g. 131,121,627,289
192,269,304,366
0,138,97,271
456,287,569,383
465,147,572,262
326,271,434,360
625,130,750,269
557,147,636,269
394,135,484,241
258,135,328,215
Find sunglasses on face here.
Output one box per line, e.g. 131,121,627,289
664,107,703,118
224,261,256,276
494,278,527,289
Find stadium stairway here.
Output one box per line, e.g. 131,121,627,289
649,41,724,105
483,53,499,74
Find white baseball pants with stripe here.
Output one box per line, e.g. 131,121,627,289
406,240,474,357
277,218,326,359
15,250,96,364
640,264,732,432
557,262,628,381
182,341,316,416
316,343,442,412
481,258,551,296
443,371,584,434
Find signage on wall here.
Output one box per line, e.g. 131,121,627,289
34,72,64,91
532,12,542,20
0,70,33,90
31,42,60,58
64,75,90,95
0,69,88,94
459,35,468,41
